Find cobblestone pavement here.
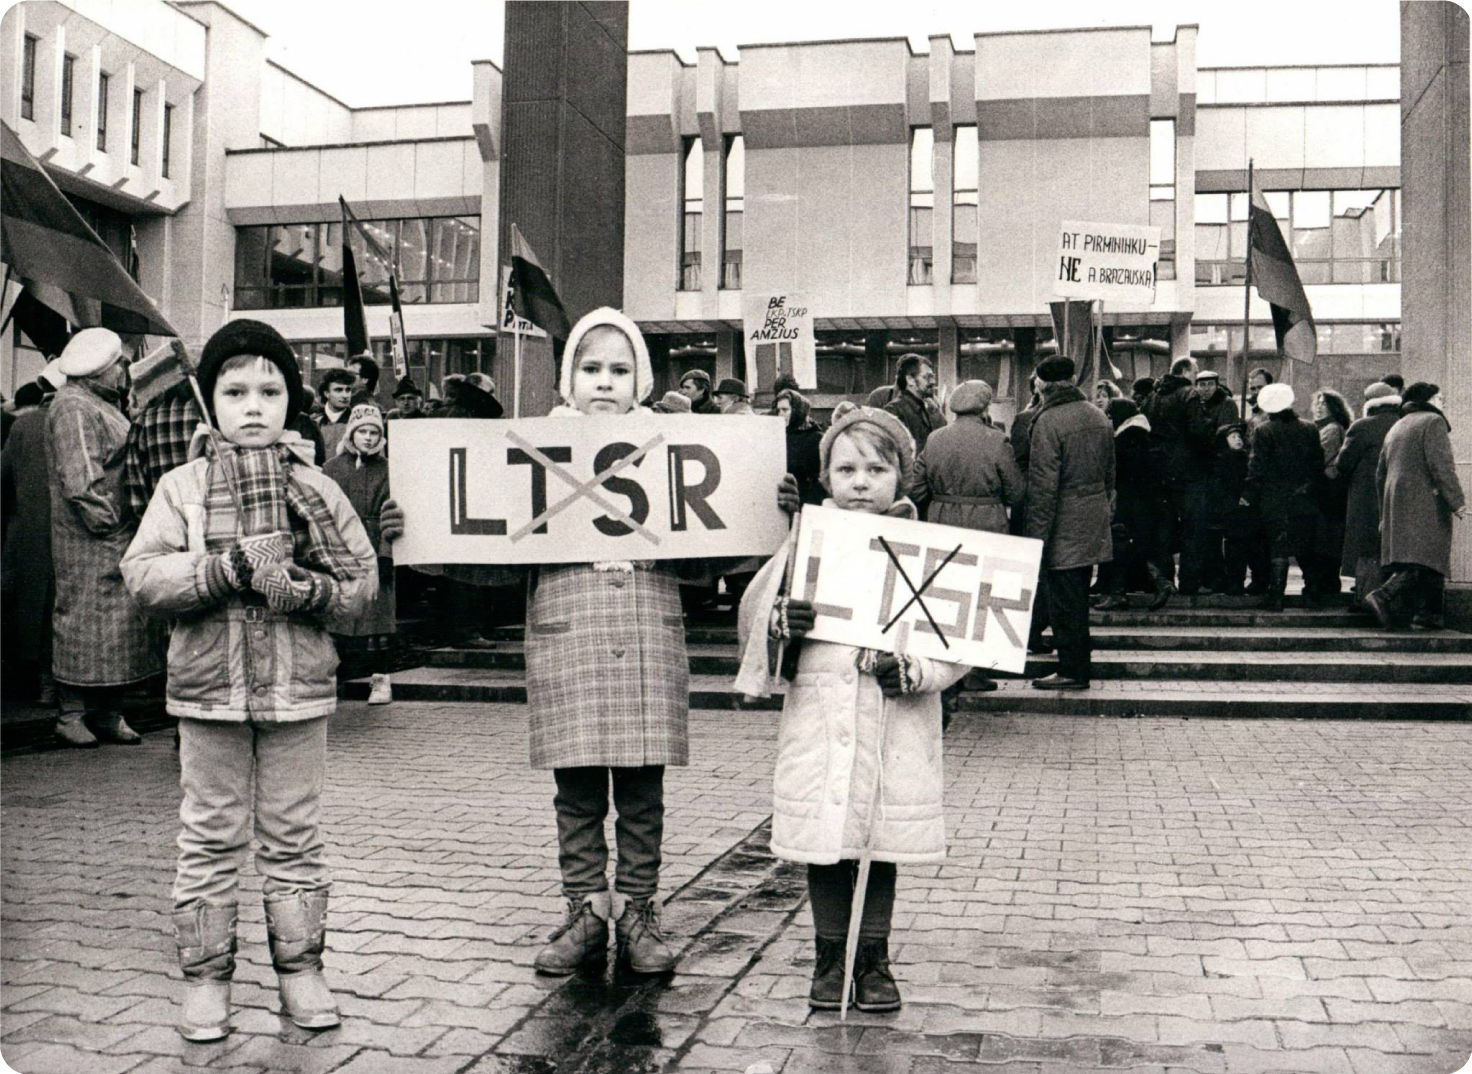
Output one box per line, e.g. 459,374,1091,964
2,705,1471,1074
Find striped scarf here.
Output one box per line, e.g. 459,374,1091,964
201,431,366,582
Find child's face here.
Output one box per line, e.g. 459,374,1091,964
827,432,899,514
1226,430,1245,451
352,425,382,453
570,327,637,414
215,358,288,448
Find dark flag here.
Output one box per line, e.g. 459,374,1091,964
1048,299,1121,386
0,120,175,336
1248,185,1317,362
508,223,570,340
341,229,370,357
387,274,409,379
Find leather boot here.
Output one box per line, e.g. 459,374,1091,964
93,713,143,745
1146,563,1174,611
854,939,902,1012
616,896,677,974
1259,559,1289,612
534,891,611,975
173,903,236,1042
264,890,339,1029
809,936,847,1010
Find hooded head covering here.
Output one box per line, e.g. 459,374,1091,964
198,318,305,424
1257,382,1295,415
775,388,811,429
13,382,44,408
57,328,125,378
339,403,384,457
818,406,916,490
559,307,654,407
949,379,994,416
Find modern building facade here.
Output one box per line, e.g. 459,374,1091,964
0,0,1411,429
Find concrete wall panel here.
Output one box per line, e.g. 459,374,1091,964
622,153,678,319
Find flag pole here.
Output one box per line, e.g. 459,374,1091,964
512,324,522,419
1239,159,1254,420
170,338,246,521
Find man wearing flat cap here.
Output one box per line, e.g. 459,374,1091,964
47,328,162,746
1024,355,1115,691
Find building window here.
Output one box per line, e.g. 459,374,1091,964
96,72,109,151
161,104,173,177
61,54,75,135
678,137,703,291
908,128,934,285
233,215,481,310
131,88,143,165
814,332,869,395
1149,119,1176,281
721,135,744,290
21,35,37,120
952,125,978,284
1194,189,1399,286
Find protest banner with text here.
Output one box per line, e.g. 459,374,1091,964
388,415,791,565
790,505,1043,674
742,291,816,391
1055,220,1161,306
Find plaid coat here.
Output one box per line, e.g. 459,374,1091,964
525,563,690,769
47,381,163,686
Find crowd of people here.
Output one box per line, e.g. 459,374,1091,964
0,312,1465,1039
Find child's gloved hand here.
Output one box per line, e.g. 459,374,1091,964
768,597,816,641
251,563,333,613
873,654,918,697
223,532,293,588
380,499,406,543
777,474,801,515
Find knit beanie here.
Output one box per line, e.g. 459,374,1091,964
560,307,654,406
198,319,304,424
339,403,385,457
818,406,916,490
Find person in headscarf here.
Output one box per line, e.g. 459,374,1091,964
774,388,825,506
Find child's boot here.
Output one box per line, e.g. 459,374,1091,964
173,903,236,1042
367,674,392,705
534,891,611,975
264,890,340,1029
808,936,847,1010
854,939,902,1012
616,896,676,974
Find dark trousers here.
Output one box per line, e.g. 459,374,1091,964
1177,482,1216,592
57,683,123,723
552,765,665,900
1044,565,1092,681
1372,564,1445,623
807,861,897,942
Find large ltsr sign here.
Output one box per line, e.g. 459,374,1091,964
1054,220,1161,305
387,416,790,565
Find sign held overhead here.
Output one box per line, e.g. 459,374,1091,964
1055,220,1161,305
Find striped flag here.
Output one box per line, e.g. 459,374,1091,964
508,223,570,340
388,275,409,379
1249,184,1317,363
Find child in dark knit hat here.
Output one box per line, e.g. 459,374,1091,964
323,403,397,703
121,319,377,1043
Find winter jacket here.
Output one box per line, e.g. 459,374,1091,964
1376,407,1465,575
1331,405,1398,574
47,380,163,686
1207,429,1249,529
912,414,1021,532
785,422,825,507
884,389,947,455
734,502,967,864
322,449,396,637
1,404,55,664
1024,385,1115,570
1143,375,1208,486
1197,387,1241,446
1244,411,1324,525
1112,414,1166,553
120,449,377,722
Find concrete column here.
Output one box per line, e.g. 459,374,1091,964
497,1,628,415
935,321,958,393
2,5,24,129
1401,1,1472,624
715,324,737,382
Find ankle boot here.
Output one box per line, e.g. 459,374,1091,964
93,713,143,745
173,903,237,1042
809,936,847,1010
54,713,99,748
534,891,611,975
1146,563,1174,611
616,896,676,974
854,939,901,1012
1259,559,1289,612
264,890,339,1029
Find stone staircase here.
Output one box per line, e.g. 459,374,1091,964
345,588,1472,720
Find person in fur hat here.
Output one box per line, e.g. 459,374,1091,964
736,406,967,1013
121,319,377,1042
323,403,396,703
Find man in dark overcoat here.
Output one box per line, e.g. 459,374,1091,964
1327,383,1401,609
1242,383,1325,611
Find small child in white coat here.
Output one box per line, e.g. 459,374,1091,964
736,407,968,1012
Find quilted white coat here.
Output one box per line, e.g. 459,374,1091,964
736,504,968,865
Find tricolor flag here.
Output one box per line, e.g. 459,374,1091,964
1,119,175,337
508,223,570,340
339,197,372,357
388,275,409,379
1249,184,1317,363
